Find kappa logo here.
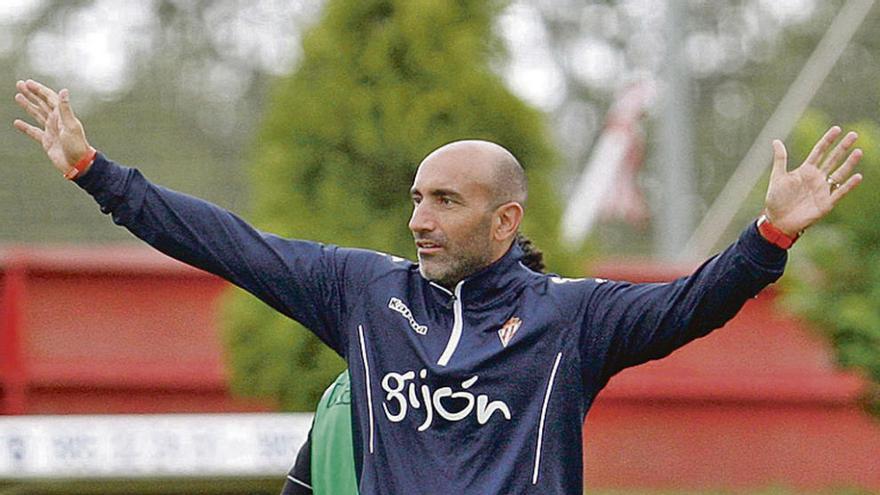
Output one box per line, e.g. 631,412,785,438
388,297,428,335
498,316,522,347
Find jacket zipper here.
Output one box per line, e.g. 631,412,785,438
431,280,465,366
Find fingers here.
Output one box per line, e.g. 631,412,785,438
770,139,788,180
58,89,79,129
14,92,49,126
16,80,54,115
805,126,842,167
830,172,863,204
24,79,59,109
828,148,863,185
13,118,45,144
819,131,858,173
16,80,54,125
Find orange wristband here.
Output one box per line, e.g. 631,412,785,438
64,147,97,180
757,214,799,249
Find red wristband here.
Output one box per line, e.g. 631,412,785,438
757,214,799,249
64,147,97,180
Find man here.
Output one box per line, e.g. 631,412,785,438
282,235,547,495
13,79,863,494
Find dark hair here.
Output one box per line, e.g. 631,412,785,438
516,233,545,273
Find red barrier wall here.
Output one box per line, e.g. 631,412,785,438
1,248,878,489
584,261,880,490
0,246,272,415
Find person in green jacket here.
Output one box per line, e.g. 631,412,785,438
279,236,546,495
281,371,359,495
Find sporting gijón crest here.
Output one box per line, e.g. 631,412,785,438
497,317,522,347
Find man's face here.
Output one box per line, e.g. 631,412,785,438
408,149,497,287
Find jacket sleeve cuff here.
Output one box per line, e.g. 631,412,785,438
73,152,112,191
739,220,788,272
72,152,136,215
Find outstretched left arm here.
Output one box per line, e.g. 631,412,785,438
582,127,864,385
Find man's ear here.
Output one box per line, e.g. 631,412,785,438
493,202,524,242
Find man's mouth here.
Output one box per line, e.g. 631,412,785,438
415,240,443,255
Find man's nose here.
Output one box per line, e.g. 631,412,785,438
409,203,435,233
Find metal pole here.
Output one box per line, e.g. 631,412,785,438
657,0,695,259
681,0,876,260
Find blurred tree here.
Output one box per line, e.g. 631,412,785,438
223,0,567,410
784,110,880,412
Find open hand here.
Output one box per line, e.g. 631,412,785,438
13,80,92,177
764,126,863,236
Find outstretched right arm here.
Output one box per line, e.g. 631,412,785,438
13,80,350,354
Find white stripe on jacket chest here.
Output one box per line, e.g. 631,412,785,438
432,280,464,366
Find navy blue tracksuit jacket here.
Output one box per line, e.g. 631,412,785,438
76,154,786,494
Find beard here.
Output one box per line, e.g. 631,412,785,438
416,216,495,288
418,247,493,288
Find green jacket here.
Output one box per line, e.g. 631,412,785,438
312,371,358,495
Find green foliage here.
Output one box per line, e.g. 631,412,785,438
224,0,567,411
784,109,880,410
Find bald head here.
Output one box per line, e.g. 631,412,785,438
420,140,527,208
409,140,528,287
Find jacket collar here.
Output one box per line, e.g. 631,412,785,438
426,242,527,309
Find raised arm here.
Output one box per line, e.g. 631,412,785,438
13,80,353,355
585,127,863,384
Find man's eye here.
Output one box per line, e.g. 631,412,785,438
440,197,453,206
412,196,421,205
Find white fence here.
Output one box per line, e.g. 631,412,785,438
0,413,313,479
